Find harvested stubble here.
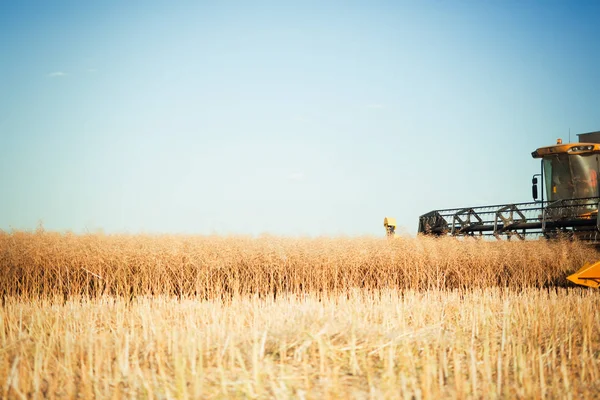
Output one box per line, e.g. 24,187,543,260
2,289,600,399
2,231,600,399
0,230,598,299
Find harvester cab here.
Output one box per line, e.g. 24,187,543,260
385,130,600,288
531,133,600,202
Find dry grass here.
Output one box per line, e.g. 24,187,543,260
2,289,600,399
2,230,600,399
1,230,597,300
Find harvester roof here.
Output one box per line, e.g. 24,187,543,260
531,142,600,158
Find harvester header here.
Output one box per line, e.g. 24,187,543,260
386,130,600,288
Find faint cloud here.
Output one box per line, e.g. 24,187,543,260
366,104,385,109
48,71,67,77
287,172,305,182
87,68,98,73
293,116,311,123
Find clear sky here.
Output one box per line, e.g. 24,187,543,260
1,0,600,236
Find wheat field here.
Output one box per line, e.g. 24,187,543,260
1,230,597,299
1,230,600,399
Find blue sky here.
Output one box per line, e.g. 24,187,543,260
1,0,600,236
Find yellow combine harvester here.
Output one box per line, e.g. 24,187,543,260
385,130,600,288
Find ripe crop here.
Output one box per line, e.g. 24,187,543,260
1,230,596,300
1,230,599,398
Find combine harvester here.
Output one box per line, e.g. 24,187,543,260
385,131,600,288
